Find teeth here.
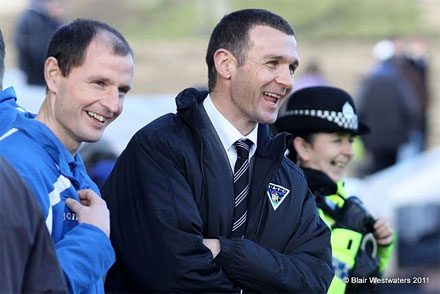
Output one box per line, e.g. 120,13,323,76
333,161,346,168
87,111,104,122
264,92,282,99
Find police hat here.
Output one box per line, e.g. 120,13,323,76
275,86,370,135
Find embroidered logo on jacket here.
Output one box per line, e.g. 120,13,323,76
267,183,290,211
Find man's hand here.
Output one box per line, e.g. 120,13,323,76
373,217,393,246
65,189,110,238
203,239,221,258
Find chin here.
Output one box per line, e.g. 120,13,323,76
330,174,344,183
83,133,103,143
259,114,277,125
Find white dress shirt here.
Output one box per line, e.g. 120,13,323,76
203,94,258,171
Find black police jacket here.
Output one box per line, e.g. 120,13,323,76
103,88,333,293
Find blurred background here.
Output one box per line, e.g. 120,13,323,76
1,1,439,293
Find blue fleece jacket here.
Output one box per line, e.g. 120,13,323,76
0,114,115,293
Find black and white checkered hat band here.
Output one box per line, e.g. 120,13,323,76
284,109,359,130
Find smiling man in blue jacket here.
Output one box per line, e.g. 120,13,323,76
0,19,134,293
103,9,333,293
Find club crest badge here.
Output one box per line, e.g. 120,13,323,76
267,183,290,211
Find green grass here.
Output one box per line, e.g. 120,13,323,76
116,0,435,41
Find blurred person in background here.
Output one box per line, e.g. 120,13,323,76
399,36,430,151
103,8,333,293
357,38,421,174
0,155,68,293
293,59,329,92
0,18,134,293
275,86,395,293
79,139,118,190
0,29,35,137
15,0,64,86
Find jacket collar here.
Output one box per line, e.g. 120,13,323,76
175,87,291,163
256,125,291,163
301,167,338,197
0,87,17,103
12,115,87,181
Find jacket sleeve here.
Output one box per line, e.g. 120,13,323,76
55,224,115,293
378,234,396,273
215,189,334,293
102,130,237,292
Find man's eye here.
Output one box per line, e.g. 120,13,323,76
289,65,297,75
118,87,129,96
95,81,105,87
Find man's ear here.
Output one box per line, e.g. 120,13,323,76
293,136,312,162
213,49,236,81
44,57,62,93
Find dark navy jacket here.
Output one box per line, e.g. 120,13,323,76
0,156,67,293
103,88,333,293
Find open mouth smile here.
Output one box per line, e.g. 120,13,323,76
263,92,282,105
330,160,348,168
87,111,105,123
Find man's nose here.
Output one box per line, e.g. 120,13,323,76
276,65,293,90
102,88,120,114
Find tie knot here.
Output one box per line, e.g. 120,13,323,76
234,139,252,159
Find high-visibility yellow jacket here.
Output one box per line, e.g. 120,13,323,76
302,167,394,294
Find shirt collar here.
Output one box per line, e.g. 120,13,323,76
203,94,258,158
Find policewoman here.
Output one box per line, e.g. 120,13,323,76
275,86,395,293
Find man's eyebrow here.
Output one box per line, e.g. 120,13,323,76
87,76,110,82
265,55,299,66
264,55,284,60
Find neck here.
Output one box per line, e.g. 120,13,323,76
36,97,79,156
210,90,256,136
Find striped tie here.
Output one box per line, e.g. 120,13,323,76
231,139,252,238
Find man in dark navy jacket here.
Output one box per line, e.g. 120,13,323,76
103,9,333,293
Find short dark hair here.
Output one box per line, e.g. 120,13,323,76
46,18,133,77
205,9,294,91
0,29,5,89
